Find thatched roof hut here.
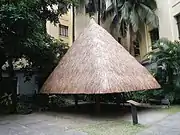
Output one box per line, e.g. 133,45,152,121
41,19,160,94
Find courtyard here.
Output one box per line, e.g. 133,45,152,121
0,106,180,135
1,0,180,135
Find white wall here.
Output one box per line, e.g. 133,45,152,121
75,7,149,59
2,72,38,95
46,21,59,39
75,0,180,59
46,9,73,46
171,0,180,7
75,1,118,40
156,0,174,40
17,73,38,95
156,0,180,40
75,7,98,39
171,0,180,40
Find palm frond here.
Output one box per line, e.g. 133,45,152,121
120,1,130,21
146,39,180,88
119,19,127,37
138,3,158,28
74,0,87,14
110,14,119,26
141,0,157,10
130,6,139,32
101,3,115,21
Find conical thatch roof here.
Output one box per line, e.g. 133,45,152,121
41,19,160,94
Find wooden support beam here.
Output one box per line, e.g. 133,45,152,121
127,100,139,125
130,104,138,125
95,95,100,113
122,93,125,106
116,94,120,106
74,95,78,108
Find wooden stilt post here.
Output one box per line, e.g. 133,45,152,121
74,95,78,109
95,95,100,114
116,94,120,107
122,93,125,106
130,104,138,125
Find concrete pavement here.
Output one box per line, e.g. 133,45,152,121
137,112,180,135
0,113,89,135
0,110,180,135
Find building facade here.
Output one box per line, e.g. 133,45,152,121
75,2,143,60
143,0,180,54
157,0,180,41
47,0,180,60
46,9,73,46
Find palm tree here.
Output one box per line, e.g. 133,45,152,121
73,0,106,46
77,0,107,24
104,0,159,55
76,0,158,55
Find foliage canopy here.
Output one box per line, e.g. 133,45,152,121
0,0,72,77
133,39,180,103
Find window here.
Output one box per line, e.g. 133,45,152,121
118,37,121,44
85,0,96,14
176,14,180,39
59,24,68,37
150,28,159,44
133,40,140,57
149,28,159,49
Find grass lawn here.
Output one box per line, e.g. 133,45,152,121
78,120,145,135
76,105,180,135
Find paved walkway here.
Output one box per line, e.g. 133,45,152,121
123,109,168,126
138,112,180,135
0,110,179,135
0,113,90,135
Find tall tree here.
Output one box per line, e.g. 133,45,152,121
0,0,71,78
77,0,158,55
105,0,159,55
77,0,106,19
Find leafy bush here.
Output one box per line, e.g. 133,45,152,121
136,39,180,103
131,89,171,102
16,102,32,114
48,95,71,108
0,93,12,106
15,95,33,114
0,93,13,113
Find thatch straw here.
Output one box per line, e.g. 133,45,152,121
41,19,160,94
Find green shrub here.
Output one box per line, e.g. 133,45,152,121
48,95,71,108
0,93,13,113
138,39,180,103
0,93,12,106
16,102,32,114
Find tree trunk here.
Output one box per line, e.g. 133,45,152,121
126,25,131,52
41,2,47,34
72,4,75,42
95,95,100,114
42,20,47,34
126,25,135,56
0,54,6,80
74,95,78,108
0,62,5,80
98,0,101,25
130,28,135,56
7,56,17,113
0,68,2,81
8,57,14,78
115,94,120,106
